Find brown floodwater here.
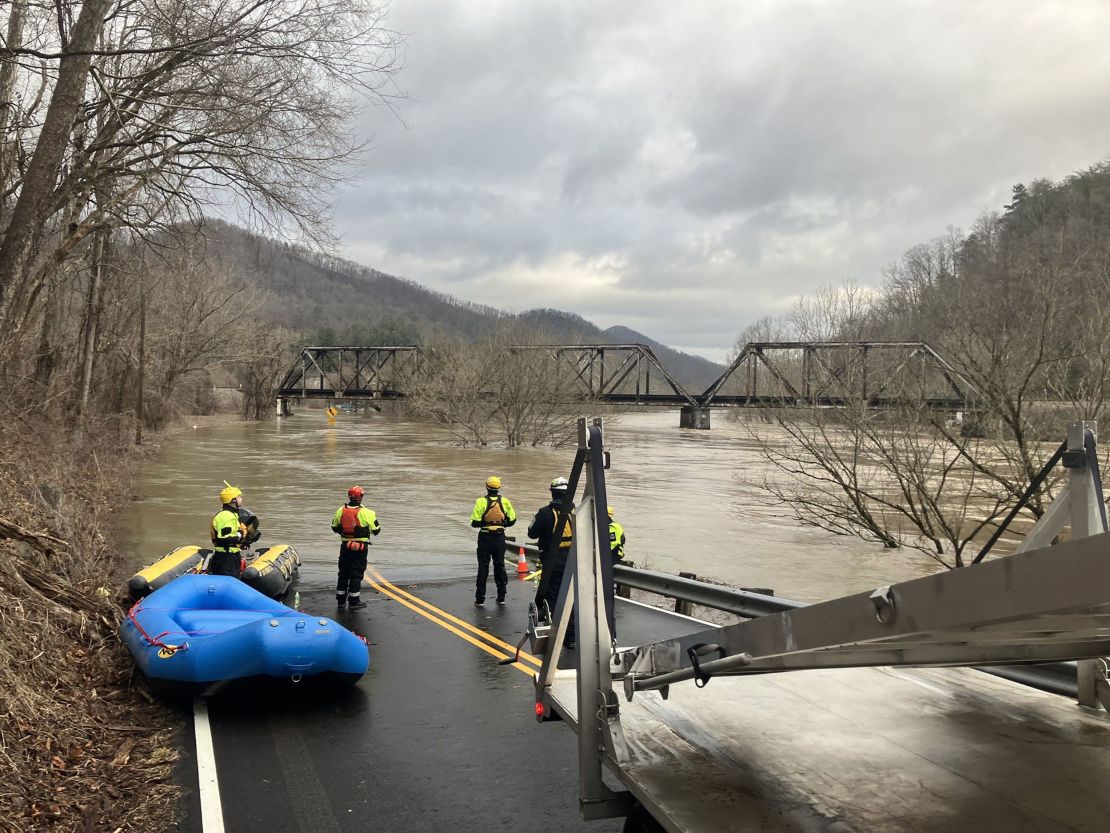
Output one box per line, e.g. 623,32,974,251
119,408,946,602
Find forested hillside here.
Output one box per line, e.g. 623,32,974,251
200,221,725,390
740,159,1110,567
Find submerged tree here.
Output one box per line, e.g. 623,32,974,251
235,326,299,421
404,325,585,447
746,397,1011,569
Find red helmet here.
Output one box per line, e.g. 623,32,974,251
348,485,364,500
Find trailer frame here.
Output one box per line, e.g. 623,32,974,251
530,418,1110,831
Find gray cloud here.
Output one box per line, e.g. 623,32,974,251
335,0,1110,361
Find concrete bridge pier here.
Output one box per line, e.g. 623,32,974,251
275,397,292,417
680,405,711,429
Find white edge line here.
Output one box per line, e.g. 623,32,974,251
619,595,716,626
193,697,226,833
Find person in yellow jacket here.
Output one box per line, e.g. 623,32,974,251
331,485,380,609
209,484,251,577
470,475,516,607
608,506,626,563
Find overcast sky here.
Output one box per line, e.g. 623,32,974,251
332,0,1110,362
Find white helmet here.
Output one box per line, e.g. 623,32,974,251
549,476,569,491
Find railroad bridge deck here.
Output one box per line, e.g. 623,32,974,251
275,341,975,422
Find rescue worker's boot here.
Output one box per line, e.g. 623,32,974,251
347,595,366,610
336,593,347,607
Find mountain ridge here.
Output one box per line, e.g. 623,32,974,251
200,220,724,391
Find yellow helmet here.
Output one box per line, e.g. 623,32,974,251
485,475,502,490
219,482,242,504
607,505,614,517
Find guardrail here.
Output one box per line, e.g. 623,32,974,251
611,566,803,617
502,541,1079,698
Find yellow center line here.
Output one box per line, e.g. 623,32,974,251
368,569,542,667
367,579,536,676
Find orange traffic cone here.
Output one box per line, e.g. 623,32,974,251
516,546,529,576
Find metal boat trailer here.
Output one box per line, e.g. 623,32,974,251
528,419,1110,833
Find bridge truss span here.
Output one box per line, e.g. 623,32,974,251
274,341,975,427
700,340,977,409
277,346,422,399
513,343,698,407
277,343,697,406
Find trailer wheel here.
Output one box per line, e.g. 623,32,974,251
623,803,666,833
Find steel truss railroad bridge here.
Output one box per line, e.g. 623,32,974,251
276,341,975,428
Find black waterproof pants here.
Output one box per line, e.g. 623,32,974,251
475,532,507,603
536,555,574,642
208,550,241,577
337,542,368,600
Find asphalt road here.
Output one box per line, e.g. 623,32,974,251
167,569,705,833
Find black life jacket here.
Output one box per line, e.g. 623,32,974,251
552,508,573,549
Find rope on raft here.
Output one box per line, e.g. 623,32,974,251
127,602,326,652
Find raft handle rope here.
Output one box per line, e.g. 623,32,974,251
127,600,189,655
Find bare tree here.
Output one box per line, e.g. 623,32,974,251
145,249,255,424
726,314,793,364
737,208,1110,565
0,0,113,318
789,281,875,342
234,325,298,420
404,326,585,448
747,397,1010,568
0,0,404,353
403,338,492,446
487,325,584,447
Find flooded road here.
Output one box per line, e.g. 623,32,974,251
120,408,945,602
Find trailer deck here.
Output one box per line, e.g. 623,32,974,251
543,662,1110,833
526,418,1110,833
171,570,1110,833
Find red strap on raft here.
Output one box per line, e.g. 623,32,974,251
127,599,189,654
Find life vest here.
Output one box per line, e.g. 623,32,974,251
481,496,507,528
609,521,625,559
552,509,573,549
340,505,371,540
212,507,242,552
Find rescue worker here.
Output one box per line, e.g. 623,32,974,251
608,506,626,564
528,476,575,645
210,484,251,576
331,485,380,609
470,475,517,607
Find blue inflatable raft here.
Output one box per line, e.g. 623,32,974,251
121,575,369,692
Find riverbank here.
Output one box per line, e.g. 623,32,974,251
0,417,180,832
